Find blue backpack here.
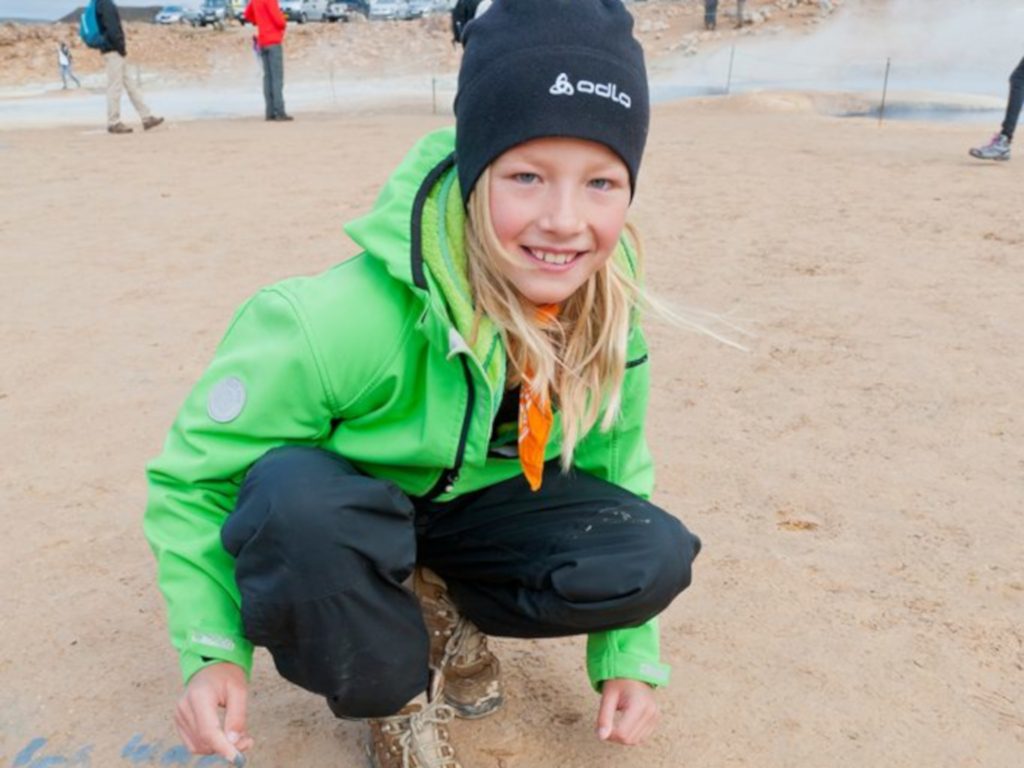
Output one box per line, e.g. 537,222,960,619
79,0,108,49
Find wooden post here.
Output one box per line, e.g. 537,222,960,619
725,44,736,95
879,57,891,126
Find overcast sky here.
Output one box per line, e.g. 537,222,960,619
0,1,167,20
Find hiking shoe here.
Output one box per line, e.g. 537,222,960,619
413,567,503,719
367,672,462,768
142,116,165,131
107,122,132,134
969,133,1011,161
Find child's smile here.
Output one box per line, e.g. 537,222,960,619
488,137,631,305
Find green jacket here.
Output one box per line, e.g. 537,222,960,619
144,127,670,692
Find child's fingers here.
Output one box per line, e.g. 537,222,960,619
173,703,199,753
609,698,647,744
596,687,621,741
192,689,244,762
223,681,250,749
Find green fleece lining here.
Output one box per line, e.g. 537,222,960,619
419,166,505,400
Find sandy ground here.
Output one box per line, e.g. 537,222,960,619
2,6,1024,768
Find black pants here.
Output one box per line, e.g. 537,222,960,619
222,447,701,718
1001,56,1024,142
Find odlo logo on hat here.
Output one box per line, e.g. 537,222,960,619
548,72,632,109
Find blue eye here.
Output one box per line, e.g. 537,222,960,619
588,178,613,190
513,172,539,184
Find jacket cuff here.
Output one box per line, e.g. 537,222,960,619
586,650,671,692
586,622,671,692
180,630,253,685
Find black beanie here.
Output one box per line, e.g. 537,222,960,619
454,0,650,204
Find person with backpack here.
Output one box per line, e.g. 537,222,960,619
146,1,702,765
969,55,1024,162
243,0,292,122
87,0,164,134
57,41,82,89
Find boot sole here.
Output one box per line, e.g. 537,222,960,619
445,692,504,719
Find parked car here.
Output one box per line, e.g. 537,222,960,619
404,0,435,19
154,5,198,24
195,0,230,27
229,0,247,23
324,1,355,22
280,0,328,23
367,0,406,20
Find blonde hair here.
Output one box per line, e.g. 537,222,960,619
465,168,643,470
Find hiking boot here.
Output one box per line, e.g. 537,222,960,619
107,122,132,134
142,116,165,131
367,672,462,768
413,567,503,719
969,133,1011,161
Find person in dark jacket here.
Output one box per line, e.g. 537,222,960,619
95,0,164,134
970,55,1024,161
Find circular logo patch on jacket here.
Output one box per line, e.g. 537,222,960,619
207,376,247,423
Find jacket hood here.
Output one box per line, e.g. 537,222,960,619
344,128,459,294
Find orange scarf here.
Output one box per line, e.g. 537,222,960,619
518,304,559,491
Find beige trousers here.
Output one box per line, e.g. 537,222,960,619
103,52,151,126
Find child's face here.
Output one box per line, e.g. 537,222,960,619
487,137,631,306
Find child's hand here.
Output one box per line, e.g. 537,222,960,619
175,662,253,763
595,678,660,746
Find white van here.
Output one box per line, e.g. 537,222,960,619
280,0,329,22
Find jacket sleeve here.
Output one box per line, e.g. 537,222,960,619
573,323,671,691
272,0,287,29
243,1,255,25
144,287,337,684
97,0,126,56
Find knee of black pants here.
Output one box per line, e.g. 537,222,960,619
221,446,428,716
553,506,701,629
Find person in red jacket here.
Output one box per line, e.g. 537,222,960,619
244,0,292,121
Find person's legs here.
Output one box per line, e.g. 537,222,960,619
120,56,153,121
970,56,1023,160
416,462,701,639
60,64,69,89
264,44,287,118
260,47,274,119
704,0,717,30
1000,55,1024,142
104,52,124,127
68,66,81,87
222,446,430,719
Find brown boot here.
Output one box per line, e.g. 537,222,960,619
142,116,164,131
367,672,461,768
107,122,132,134
413,567,504,719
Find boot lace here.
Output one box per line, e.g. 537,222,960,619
443,617,488,669
380,699,460,768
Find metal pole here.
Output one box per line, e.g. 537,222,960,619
432,77,437,115
878,57,891,126
330,62,336,106
725,44,736,95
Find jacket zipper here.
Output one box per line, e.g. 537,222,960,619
423,356,475,499
409,152,476,500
